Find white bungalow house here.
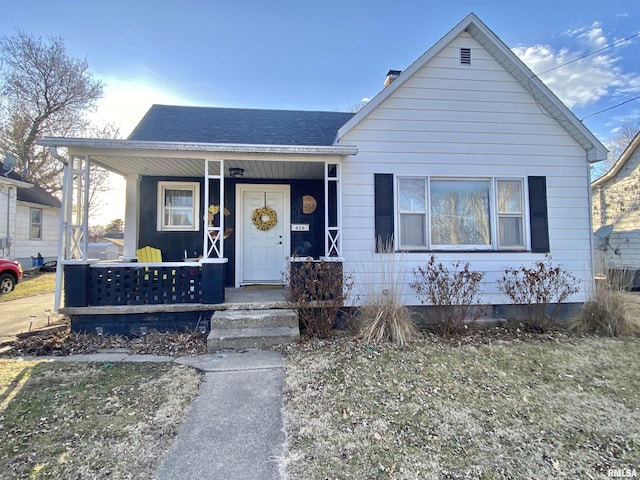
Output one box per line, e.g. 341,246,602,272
0,159,61,267
39,13,606,334
592,132,640,286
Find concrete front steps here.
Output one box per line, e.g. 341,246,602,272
207,309,300,351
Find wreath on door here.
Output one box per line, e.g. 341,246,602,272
252,206,278,231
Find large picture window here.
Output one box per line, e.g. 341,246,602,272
157,182,200,231
30,208,42,240
397,177,525,250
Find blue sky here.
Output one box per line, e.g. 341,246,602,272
2,0,638,140
2,1,639,222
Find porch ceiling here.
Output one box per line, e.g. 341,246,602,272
89,155,327,179
38,138,357,180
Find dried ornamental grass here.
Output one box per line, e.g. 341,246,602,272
570,287,640,336
359,295,419,347
358,240,421,346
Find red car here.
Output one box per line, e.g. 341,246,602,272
0,258,23,294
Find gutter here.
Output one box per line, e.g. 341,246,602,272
39,138,359,156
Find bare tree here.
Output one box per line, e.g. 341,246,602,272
606,121,640,161
0,31,103,193
594,120,640,179
88,224,106,242
85,122,121,218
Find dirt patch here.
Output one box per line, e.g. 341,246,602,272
3,326,207,357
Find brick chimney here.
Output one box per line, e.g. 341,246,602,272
384,70,402,87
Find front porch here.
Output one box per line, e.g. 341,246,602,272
61,284,289,336
37,138,356,318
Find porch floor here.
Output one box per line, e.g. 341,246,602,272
59,286,288,315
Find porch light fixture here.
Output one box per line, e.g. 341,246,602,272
229,167,244,178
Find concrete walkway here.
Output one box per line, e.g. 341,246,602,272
19,349,286,480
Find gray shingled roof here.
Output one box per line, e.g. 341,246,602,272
128,105,355,146
17,183,61,208
0,160,61,208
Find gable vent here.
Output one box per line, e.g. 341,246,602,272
460,47,471,65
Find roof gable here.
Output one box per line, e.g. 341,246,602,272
128,105,355,146
592,131,640,188
337,13,607,161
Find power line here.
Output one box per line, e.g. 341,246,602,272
534,31,640,77
581,95,640,121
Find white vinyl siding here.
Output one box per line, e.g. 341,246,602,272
14,203,59,261
339,32,592,305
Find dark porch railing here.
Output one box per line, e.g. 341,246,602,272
89,263,202,306
63,260,227,308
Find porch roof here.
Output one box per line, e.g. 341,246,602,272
129,105,356,146
37,138,358,179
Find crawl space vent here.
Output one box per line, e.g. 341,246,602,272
460,48,471,65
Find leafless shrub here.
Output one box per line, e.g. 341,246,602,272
284,259,353,338
358,240,420,346
569,283,640,336
498,255,580,332
410,255,484,335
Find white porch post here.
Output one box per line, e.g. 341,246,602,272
123,174,140,260
324,162,342,256
64,154,90,260
203,159,224,259
54,156,73,311
81,155,90,259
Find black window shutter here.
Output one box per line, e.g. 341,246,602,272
528,176,550,253
374,174,394,252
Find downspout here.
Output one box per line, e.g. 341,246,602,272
587,150,595,299
50,146,68,312
5,186,12,258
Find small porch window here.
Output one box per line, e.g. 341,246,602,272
157,181,200,231
30,208,42,240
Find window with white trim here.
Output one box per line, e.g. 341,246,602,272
397,177,525,250
30,208,42,240
157,182,200,231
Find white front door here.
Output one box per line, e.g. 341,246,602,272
237,184,290,285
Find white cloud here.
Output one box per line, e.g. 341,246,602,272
512,23,640,109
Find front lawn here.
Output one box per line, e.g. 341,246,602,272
283,336,640,479
0,360,201,479
0,272,56,303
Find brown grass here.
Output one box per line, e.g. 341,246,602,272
0,272,56,303
0,360,201,479
283,336,640,479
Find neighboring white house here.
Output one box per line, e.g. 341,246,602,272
88,239,124,260
40,13,607,316
591,132,640,277
0,159,61,266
